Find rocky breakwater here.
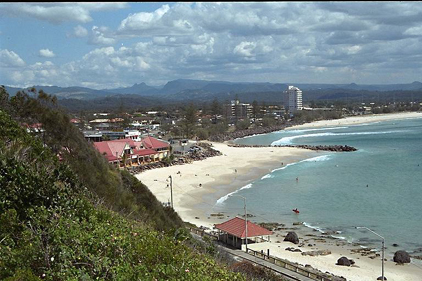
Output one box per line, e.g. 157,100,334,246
130,142,222,174
281,144,357,152
228,143,357,152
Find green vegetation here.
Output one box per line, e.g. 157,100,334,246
4,87,182,231
0,87,245,280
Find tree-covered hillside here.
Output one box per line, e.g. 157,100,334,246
0,87,245,280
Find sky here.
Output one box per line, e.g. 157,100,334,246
1,2,422,89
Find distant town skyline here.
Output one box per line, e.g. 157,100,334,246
1,2,422,89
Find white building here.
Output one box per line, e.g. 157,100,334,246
284,86,303,113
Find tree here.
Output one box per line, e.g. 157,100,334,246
210,98,221,124
181,103,197,138
261,116,275,127
236,118,250,131
0,86,11,113
252,100,259,120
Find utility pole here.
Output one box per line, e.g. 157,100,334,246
168,175,173,209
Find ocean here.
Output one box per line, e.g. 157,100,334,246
213,116,422,257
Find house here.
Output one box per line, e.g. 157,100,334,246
94,138,158,168
141,136,170,160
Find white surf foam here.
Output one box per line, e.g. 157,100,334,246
301,155,331,162
215,183,253,205
261,174,274,180
271,130,406,145
286,126,349,133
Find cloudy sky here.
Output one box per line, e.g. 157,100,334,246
1,2,422,89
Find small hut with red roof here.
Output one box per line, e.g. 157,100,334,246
215,217,273,249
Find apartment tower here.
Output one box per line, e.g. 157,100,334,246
284,85,303,113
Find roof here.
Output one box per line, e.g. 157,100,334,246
134,148,156,156
142,136,170,150
94,141,127,160
94,139,158,161
215,217,273,239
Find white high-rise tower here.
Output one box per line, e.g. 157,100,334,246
284,86,303,112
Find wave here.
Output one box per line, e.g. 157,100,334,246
303,222,352,243
217,154,331,205
303,222,325,234
271,130,406,145
260,155,331,181
350,121,381,127
285,126,349,133
215,183,253,205
261,174,274,180
301,155,330,162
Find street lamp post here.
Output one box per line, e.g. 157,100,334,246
168,175,173,209
230,195,247,251
356,226,386,280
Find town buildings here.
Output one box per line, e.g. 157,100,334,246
223,99,253,122
93,136,170,168
284,86,303,113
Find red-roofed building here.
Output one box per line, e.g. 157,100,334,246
141,136,170,160
215,217,273,249
94,138,158,168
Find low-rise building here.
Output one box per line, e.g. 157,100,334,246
141,136,170,160
94,138,158,168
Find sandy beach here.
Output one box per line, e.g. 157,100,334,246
136,143,318,229
136,111,422,281
286,111,422,131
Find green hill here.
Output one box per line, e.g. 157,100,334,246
0,87,244,280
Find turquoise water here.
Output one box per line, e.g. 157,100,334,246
214,117,422,256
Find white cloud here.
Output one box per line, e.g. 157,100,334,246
3,2,422,87
0,3,128,24
39,49,56,58
118,4,195,36
118,5,170,32
233,41,256,57
73,25,88,37
0,49,25,67
89,26,116,45
404,26,422,36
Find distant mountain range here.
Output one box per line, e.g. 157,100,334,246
3,79,422,103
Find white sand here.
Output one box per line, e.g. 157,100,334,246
135,112,422,280
286,111,422,131
136,143,318,229
248,235,421,281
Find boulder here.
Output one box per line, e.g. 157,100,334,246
337,257,352,266
284,231,299,244
394,250,411,264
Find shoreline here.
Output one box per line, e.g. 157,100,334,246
285,111,422,131
135,112,422,280
135,143,319,229
224,111,422,143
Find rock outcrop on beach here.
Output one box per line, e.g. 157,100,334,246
394,250,411,264
129,143,222,174
284,231,300,244
336,257,354,266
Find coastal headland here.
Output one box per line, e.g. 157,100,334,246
136,112,422,281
